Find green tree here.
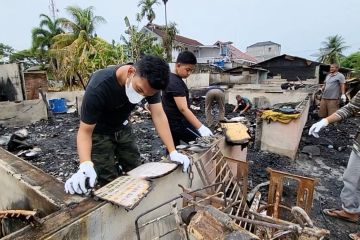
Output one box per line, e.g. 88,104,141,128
341,51,360,75
162,22,178,62
58,6,106,39
31,14,63,53
51,6,107,88
0,43,14,64
9,49,44,68
137,0,160,23
318,35,348,64
121,16,163,61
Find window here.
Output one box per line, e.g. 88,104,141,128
268,47,272,52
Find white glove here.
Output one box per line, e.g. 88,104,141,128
197,125,213,137
65,161,97,195
169,150,190,172
308,119,329,138
341,94,346,102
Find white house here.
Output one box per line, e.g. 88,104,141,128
142,23,203,62
143,24,257,67
246,41,281,62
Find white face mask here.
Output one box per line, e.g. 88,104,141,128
125,76,145,104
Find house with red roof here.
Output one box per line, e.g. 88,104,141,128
143,23,257,67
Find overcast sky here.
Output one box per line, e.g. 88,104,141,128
1,0,359,59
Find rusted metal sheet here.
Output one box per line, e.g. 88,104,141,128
0,210,41,222
266,167,317,218
94,176,151,210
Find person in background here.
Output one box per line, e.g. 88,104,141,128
162,51,213,147
233,95,252,115
205,87,225,127
318,63,346,118
64,56,190,195
309,90,360,240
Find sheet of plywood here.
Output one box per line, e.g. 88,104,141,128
93,176,151,209
220,122,250,144
127,162,178,179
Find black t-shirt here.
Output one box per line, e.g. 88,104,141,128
81,64,160,135
162,73,189,121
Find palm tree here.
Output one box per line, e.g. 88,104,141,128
318,35,348,64
58,6,105,37
31,14,63,66
121,16,159,61
137,0,160,23
32,14,63,52
51,6,106,88
162,22,178,62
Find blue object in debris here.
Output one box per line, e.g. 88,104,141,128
49,98,67,113
214,60,225,68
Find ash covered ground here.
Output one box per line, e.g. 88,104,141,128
0,98,359,239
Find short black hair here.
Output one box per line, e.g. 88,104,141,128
134,55,170,90
176,51,197,65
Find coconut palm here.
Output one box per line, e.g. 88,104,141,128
31,14,63,52
318,35,348,64
162,22,178,61
53,6,106,50
58,6,106,38
137,0,160,23
50,6,106,88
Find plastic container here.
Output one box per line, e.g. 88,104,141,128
49,98,68,113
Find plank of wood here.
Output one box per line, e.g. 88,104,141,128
220,122,251,144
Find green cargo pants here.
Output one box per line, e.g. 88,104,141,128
91,124,140,185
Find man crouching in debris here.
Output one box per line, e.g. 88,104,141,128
64,55,190,195
309,90,360,240
162,51,213,146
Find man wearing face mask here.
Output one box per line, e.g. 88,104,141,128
64,56,191,195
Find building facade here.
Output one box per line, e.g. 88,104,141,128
246,41,281,62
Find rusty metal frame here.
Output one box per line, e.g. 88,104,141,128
192,141,252,230
134,182,225,240
266,167,317,218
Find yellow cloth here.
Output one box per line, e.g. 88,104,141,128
260,110,300,124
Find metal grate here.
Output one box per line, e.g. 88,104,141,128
93,176,151,210
193,142,251,229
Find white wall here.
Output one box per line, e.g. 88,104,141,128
0,99,48,127
246,44,281,62
185,73,210,88
0,63,24,101
227,87,309,106
46,90,85,103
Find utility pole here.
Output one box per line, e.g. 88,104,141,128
162,0,168,27
49,0,57,21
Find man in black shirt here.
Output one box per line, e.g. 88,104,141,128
65,56,191,195
162,51,213,146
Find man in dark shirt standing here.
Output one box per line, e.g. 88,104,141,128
65,56,191,195
162,51,213,147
